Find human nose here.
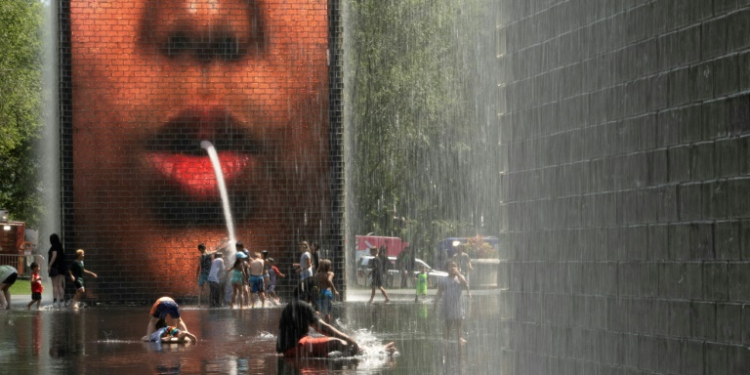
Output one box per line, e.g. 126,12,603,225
139,0,264,63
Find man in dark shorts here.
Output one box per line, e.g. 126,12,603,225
367,247,390,303
0,265,18,309
277,291,360,358
145,296,190,340
68,249,98,309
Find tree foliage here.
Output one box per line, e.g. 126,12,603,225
0,0,43,226
346,0,498,258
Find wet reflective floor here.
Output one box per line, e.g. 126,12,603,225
0,292,503,374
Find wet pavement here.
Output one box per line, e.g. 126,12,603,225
0,289,503,374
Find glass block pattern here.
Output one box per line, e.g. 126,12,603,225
59,0,344,302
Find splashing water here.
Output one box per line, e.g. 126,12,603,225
200,140,236,263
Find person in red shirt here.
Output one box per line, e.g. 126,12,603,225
27,262,43,310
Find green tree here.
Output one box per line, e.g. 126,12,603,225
0,0,43,226
346,0,497,259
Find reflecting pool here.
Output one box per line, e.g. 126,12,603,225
0,292,502,374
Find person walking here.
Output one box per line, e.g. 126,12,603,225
27,262,43,310
367,247,390,303
68,249,98,309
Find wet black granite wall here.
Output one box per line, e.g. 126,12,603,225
496,0,750,373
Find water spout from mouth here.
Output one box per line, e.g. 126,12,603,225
201,140,236,250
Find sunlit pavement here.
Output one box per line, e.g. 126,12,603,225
345,286,502,302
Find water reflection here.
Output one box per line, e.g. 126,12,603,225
0,294,502,374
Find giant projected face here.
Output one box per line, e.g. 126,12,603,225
71,0,330,297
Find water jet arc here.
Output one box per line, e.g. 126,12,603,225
201,140,237,254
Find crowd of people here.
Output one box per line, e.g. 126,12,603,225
0,234,99,311
195,239,337,312
0,234,477,358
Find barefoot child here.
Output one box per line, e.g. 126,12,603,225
315,259,339,323
248,252,267,308
266,258,285,303
68,249,98,309
367,247,390,304
230,255,246,309
434,261,469,345
27,262,43,310
414,264,428,303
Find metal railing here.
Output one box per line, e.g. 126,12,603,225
0,254,47,280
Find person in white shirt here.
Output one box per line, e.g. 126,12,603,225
207,253,225,307
294,241,313,281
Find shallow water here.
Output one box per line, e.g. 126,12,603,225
0,293,502,374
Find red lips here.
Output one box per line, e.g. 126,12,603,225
148,152,252,198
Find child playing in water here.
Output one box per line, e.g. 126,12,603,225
195,243,213,306
144,297,192,341
266,257,285,303
248,252,266,308
277,292,397,358
230,255,246,309
434,260,469,345
315,259,339,323
27,262,43,310
148,322,198,344
68,249,98,309
414,264,428,303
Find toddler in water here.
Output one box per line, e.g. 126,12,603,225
27,262,43,310
315,259,339,323
414,264,428,303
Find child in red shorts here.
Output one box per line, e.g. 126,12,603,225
26,262,43,310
